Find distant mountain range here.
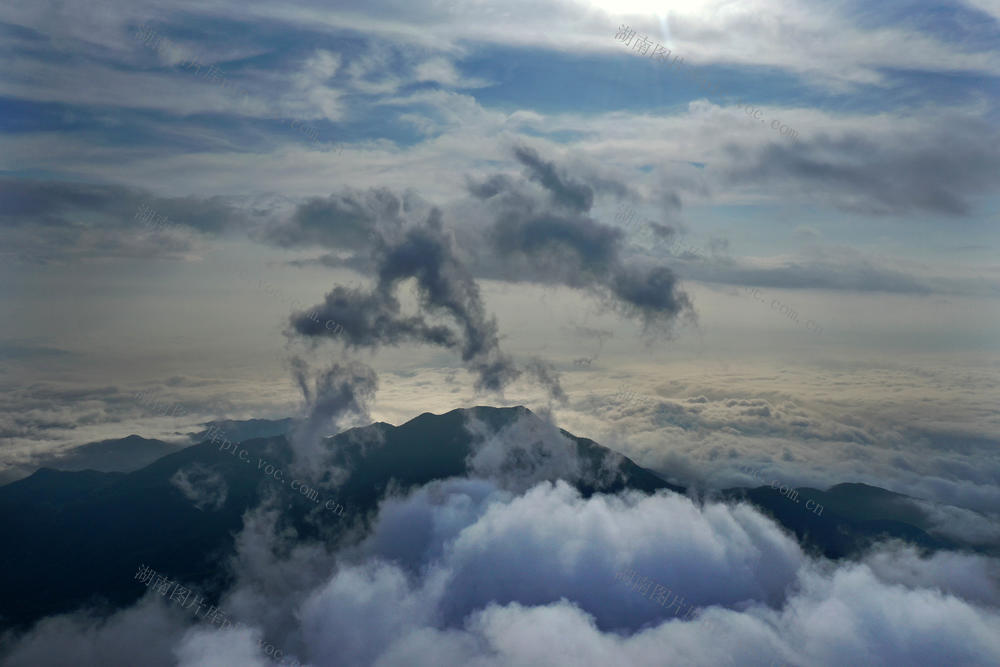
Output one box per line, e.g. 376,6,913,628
185,417,294,447
0,406,982,631
0,418,295,485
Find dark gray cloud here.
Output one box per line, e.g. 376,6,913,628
0,179,250,262
490,212,623,281
607,265,695,332
278,148,693,332
0,180,245,233
722,122,1000,216
277,193,545,482
283,147,691,405
265,187,404,250
288,209,520,394
469,146,695,333
466,174,515,200
289,284,460,350
512,146,594,213
648,221,677,244
286,192,997,300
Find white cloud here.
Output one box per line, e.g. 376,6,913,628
170,463,229,510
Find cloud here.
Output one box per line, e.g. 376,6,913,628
521,359,568,405
279,202,528,483
488,210,623,280
286,206,520,395
279,147,696,439
470,145,695,334
265,187,403,251
170,463,229,511
607,265,695,333
241,479,1000,665
513,146,594,213
412,56,491,89
0,597,187,667
619,239,1000,297
463,414,587,493
287,359,378,475
217,479,1000,665
6,468,1000,666
0,179,251,262
5,0,999,116
864,545,1000,609
556,365,1000,538
722,120,1000,217
175,626,271,667
689,255,938,295
292,49,344,120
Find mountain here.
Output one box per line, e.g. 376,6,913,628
721,481,959,559
36,434,182,473
0,435,183,485
0,406,974,633
186,418,293,445
0,406,674,630
0,419,295,486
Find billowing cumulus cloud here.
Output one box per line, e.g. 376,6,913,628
7,471,1000,666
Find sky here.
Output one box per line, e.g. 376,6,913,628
4,1,1000,665
2,0,1000,530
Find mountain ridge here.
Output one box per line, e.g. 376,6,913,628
0,405,977,632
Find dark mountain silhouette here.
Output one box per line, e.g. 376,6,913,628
187,418,293,445
36,434,181,473
0,406,973,633
721,481,961,559
0,435,182,485
0,406,674,630
0,419,296,486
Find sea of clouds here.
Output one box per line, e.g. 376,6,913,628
4,410,1000,667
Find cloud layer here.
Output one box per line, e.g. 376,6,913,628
6,470,1000,666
